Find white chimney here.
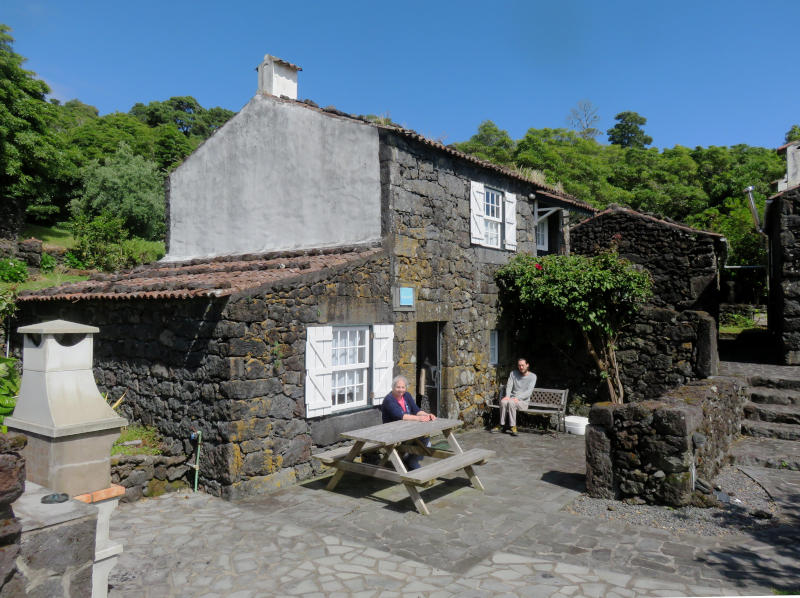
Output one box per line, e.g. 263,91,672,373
257,54,302,100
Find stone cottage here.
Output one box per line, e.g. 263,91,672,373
766,139,800,364
570,205,726,400
16,55,594,498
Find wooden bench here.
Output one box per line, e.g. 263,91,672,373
487,388,568,433
313,442,383,464
400,448,495,486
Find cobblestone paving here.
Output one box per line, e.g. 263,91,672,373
109,430,800,597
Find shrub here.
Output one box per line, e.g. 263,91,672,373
0,258,28,283
64,251,86,270
0,357,20,428
39,252,57,273
496,250,652,404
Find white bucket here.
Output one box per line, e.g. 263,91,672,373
564,416,589,436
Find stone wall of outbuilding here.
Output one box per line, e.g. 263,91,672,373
571,207,725,316
767,186,800,364
16,248,392,499
586,377,744,506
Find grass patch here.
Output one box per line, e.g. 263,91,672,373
3,268,89,293
22,222,75,248
122,237,165,264
112,424,163,456
773,588,800,595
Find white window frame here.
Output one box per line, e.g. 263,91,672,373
304,324,394,418
470,181,516,251
534,202,559,253
484,187,503,249
489,330,499,365
330,326,369,412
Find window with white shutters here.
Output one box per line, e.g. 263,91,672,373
304,324,395,417
469,180,516,251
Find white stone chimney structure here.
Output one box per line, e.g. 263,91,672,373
5,320,127,497
257,54,302,99
777,140,800,191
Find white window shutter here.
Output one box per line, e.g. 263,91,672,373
469,181,485,245
371,324,394,404
503,192,517,251
305,326,332,418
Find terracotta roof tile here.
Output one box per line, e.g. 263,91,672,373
19,245,384,303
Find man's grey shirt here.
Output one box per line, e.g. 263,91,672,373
506,370,537,402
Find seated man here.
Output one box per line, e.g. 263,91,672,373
493,357,537,437
381,375,436,470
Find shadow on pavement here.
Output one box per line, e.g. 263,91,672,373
540,470,586,492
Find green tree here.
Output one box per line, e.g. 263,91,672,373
786,125,800,143
453,120,516,165
72,142,165,240
496,251,652,404
129,96,233,142
0,25,59,237
607,111,653,148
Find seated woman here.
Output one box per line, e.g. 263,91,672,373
381,375,436,470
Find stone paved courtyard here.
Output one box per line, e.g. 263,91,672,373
108,428,800,597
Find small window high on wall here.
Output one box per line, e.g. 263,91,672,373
304,324,394,418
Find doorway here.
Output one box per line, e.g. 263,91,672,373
416,322,443,417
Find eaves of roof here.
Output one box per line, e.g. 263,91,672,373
18,245,385,303
573,206,726,239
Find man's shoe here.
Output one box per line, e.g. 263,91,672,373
510,426,518,436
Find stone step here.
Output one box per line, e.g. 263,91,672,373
741,419,800,441
743,401,800,425
728,436,800,471
747,374,800,391
746,386,800,406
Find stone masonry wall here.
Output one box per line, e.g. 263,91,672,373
586,377,744,506
381,131,580,422
0,435,26,597
571,207,724,315
16,250,391,498
616,308,718,402
768,186,800,364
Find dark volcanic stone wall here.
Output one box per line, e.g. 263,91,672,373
586,377,744,506
571,207,725,315
17,250,391,498
767,186,800,364
0,435,26,597
616,308,718,401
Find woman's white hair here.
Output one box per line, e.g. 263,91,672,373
391,375,408,389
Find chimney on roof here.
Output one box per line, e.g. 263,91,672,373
257,54,302,100
777,140,800,192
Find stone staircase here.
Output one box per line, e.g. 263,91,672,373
719,361,800,470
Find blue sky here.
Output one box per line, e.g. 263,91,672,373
5,1,798,150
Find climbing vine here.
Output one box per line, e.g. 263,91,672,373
495,250,652,404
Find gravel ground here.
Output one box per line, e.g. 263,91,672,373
564,466,782,537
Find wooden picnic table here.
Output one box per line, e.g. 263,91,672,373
314,418,494,515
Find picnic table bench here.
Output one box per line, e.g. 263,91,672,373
487,387,568,433
313,418,494,515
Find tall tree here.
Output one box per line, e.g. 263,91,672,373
566,100,601,140
607,111,653,148
0,25,58,238
786,125,800,143
453,120,515,165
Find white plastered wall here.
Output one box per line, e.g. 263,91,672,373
165,94,382,260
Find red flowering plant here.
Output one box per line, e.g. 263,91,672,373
495,251,651,404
